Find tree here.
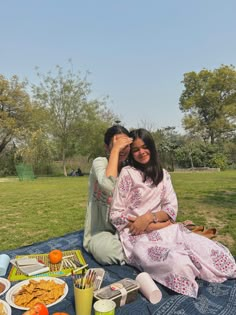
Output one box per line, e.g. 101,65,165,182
73,100,117,160
224,140,236,167
15,128,55,174
32,62,117,175
179,65,236,144
0,74,52,175
175,138,207,168
0,75,32,155
152,127,183,170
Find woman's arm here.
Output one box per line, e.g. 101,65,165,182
109,168,132,232
106,135,132,177
160,170,178,221
92,135,132,194
92,157,117,194
126,210,171,235
126,171,177,235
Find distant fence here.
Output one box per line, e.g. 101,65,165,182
174,167,220,172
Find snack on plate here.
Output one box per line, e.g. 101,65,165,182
0,283,5,294
0,302,7,315
13,279,65,308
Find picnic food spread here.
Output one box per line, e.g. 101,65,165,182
13,279,65,308
1,250,91,313
0,248,140,314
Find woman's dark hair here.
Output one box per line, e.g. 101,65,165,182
129,128,163,186
104,125,129,146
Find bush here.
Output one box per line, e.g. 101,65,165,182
208,153,228,170
0,148,17,176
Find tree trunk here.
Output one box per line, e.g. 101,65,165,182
0,134,11,154
62,149,67,176
189,152,194,168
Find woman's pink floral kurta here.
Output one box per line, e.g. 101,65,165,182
110,166,236,298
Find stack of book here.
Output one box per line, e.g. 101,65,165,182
10,257,49,276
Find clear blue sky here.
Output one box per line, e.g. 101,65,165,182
1,0,236,133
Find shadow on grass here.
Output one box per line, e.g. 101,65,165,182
200,189,236,253
200,189,236,210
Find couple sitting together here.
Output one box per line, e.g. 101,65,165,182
83,125,236,298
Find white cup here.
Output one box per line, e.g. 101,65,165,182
136,272,162,304
0,254,10,276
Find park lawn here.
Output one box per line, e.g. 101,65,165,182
0,176,88,251
0,170,236,255
172,170,236,255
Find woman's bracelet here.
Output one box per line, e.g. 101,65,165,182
152,212,158,223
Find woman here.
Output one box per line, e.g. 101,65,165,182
83,125,132,265
110,128,236,298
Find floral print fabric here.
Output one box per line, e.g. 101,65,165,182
110,166,236,298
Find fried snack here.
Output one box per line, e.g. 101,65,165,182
0,302,7,315
13,279,65,308
0,282,6,294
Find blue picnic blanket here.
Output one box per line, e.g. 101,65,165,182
1,230,236,315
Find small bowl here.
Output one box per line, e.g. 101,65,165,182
0,299,12,315
0,278,11,296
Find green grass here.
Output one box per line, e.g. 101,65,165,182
0,176,88,251
0,170,236,256
172,170,236,255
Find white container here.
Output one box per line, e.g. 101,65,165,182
0,254,10,276
94,278,139,307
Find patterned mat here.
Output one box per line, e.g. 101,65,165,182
1,230,236,315
8,249,86,281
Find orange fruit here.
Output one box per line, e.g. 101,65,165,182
22,303,49,315
48,249,63,264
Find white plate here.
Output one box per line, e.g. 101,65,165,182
0,278,11,296
0,299,11,315
5,276,68,310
